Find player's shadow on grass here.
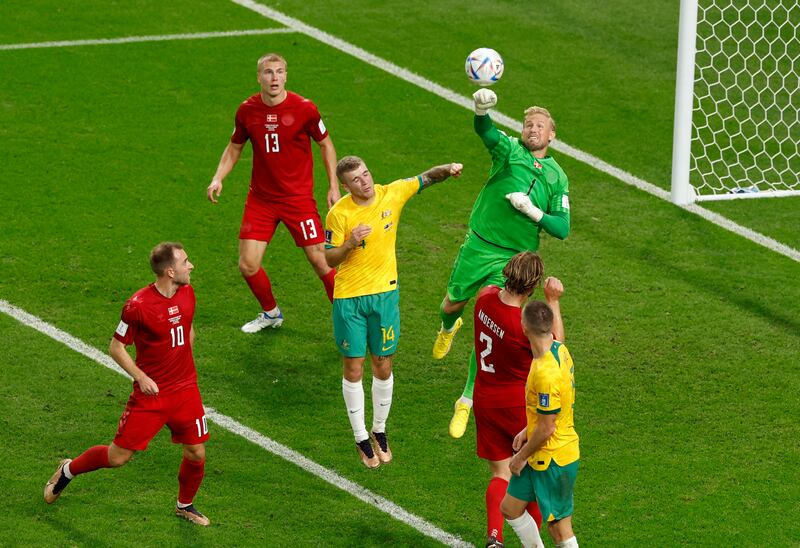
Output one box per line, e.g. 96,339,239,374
39,512,113,548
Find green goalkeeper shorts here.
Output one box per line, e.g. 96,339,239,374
445,231,516,303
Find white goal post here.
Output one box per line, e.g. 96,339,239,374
671,0,800,204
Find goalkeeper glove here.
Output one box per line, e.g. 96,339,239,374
473,89,497,115
506,192,544,222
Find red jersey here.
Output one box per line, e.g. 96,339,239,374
113,284,197,396
473,286,532,408
231,91,328,203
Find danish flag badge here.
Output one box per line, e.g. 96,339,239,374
266,114,278,123
168,306,179,315
534,160,542,170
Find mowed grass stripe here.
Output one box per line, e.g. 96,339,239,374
0,299,470,548
229,0,800,264
0,28,295,51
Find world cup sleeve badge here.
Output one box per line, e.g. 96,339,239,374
538,393,550,408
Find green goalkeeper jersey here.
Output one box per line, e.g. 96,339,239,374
468,115,570,252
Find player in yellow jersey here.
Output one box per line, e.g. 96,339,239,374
501,300,580,548
325,155,463,468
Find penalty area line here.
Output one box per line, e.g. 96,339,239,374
0,298,470,548
0,28,295,51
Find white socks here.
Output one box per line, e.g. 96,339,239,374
342,378,368,442
63,461,74,480
343,375,395,441
371,374,394,433
507,511,545,548
557,536,579,548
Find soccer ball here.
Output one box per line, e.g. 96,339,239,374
465,48,504,87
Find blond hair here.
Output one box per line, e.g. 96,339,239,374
257,53,287,70
336,155,365,182
524,106,556,132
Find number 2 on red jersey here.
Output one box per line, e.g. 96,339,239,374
479,331,495,373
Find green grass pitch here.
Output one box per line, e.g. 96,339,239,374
1,1,799,546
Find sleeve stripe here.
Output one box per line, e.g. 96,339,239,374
537,407,561,415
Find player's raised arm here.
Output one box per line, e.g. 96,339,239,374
473,89,503,152
473,88,497,116
207,141,245,203
543,277,565,342
419,162,463,191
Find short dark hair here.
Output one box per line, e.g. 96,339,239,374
503,252,544,296
149,242,183,276
521,300,553,336
336,155,365,183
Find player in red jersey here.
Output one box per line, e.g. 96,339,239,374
207,52,340,333
44,242,212,526
473,252,564,548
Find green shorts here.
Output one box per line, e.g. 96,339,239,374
446,231,517,303
507,459,579,522
332,289,400,358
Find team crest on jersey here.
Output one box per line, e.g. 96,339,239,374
381,209,392,219
282,114,295,126
533,160,542,170
538,393,550,408
168,306,179,315
266,114,278,123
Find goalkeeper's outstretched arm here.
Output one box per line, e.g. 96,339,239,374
473,89,503,151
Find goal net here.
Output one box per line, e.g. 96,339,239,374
671,0,800,204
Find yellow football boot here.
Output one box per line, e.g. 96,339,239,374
432,318,463,360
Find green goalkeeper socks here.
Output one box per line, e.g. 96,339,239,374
461,349,477,400
439,300,463,331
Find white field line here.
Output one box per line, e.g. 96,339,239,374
230,0,800,264
0,298,470,548
0,28,294,51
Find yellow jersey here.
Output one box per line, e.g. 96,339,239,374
525,340,580,471
325,177,421,299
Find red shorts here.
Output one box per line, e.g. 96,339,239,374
474,405,527,461
239,194,325,246
114,386,210,451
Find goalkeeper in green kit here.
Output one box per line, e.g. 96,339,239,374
433,88,571,438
